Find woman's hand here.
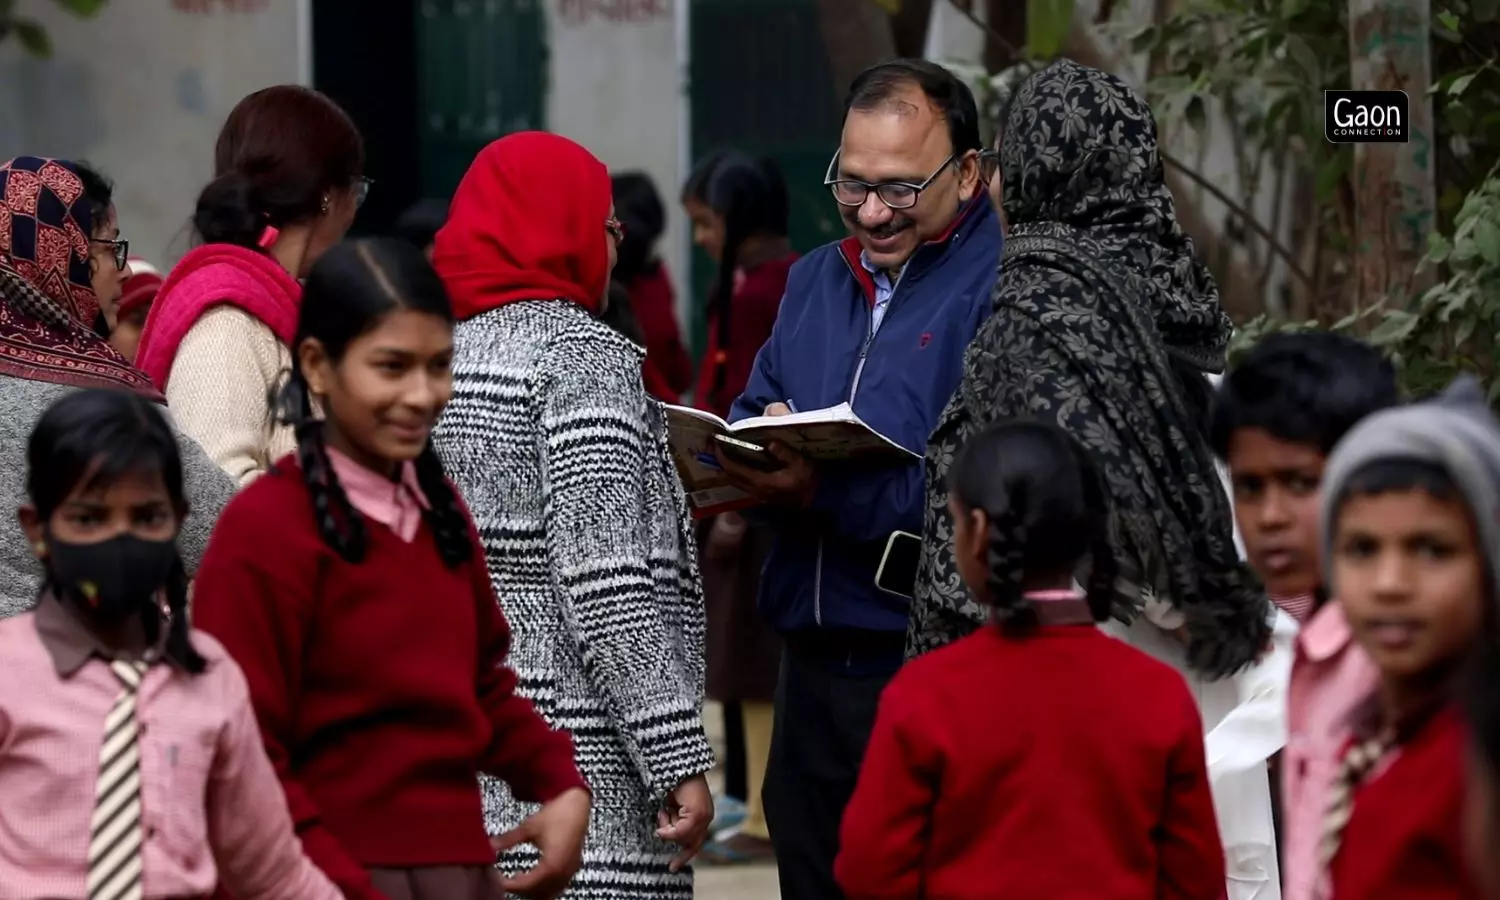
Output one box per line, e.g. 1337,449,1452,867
655,773,714,872
493,786,592,899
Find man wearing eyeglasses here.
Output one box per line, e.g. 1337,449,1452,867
712,58,1001,899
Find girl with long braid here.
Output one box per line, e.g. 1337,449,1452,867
836,421,1225,899
191,238,590,900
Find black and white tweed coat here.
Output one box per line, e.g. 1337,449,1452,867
433,299,716,898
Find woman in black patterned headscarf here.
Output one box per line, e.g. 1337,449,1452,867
908,59,1271,678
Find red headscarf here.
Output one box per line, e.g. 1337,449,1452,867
432,132,612,320
0,157,163,400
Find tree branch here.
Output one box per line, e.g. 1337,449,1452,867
942,0,1317,297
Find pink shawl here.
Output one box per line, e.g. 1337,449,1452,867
135,243,300,389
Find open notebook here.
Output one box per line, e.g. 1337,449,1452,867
662,403,918,516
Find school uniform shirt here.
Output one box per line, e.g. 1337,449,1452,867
0,595,340,900
1326,707,1480,899
835,622,1226,900
191,455,588,900
1282,600,1380,900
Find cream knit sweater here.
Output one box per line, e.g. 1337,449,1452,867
165,306,296,485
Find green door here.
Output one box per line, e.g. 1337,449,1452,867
689,0,845,356
416,0,549,198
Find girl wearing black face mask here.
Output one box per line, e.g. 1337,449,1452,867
0,388,340,898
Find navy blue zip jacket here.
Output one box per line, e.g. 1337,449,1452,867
729,198,1001,635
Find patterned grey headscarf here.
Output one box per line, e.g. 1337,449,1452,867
1001,59,1230,372
907,60,1270,676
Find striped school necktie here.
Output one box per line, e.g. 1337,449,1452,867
1313,729,1393,900
87,659,150,900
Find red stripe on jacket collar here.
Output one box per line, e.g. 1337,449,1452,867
838,196,985,306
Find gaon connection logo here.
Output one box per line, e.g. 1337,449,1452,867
1325,90,1410,144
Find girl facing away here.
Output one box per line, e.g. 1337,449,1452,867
1312,375,1495,899
190,238,590,900
836,421,1226,900
0,388,339,899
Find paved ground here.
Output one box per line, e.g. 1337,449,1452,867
696,701,780,898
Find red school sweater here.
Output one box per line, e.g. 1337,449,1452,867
627,263,694,403
1328,706,1480,899
191,459,587,900
693,253,796,418
836,624,1225,900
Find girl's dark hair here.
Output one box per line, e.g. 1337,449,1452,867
273,238,471,568
1336,458,1458,506
601,280,645,345
73,160,114,236
195,85,365,250
611,172,666,283
681,150,789,394
395,198,448,249
27,388,206,674
1211,332,1401,459
948,420,1117,635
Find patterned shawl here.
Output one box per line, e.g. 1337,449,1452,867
0,157,163,400
908,60,1270,677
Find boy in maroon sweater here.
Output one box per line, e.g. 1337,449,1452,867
836,422,1224,899
1314,376,1494,900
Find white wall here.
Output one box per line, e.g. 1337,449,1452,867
0,0,306,268
543,0,689,316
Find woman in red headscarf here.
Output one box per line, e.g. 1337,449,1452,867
431,132,716,899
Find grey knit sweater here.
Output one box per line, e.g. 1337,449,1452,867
0,377,236,617
434,300,715,899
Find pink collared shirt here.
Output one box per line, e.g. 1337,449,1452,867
0,598,341,900
327,447,430,541
1281,598,1381,900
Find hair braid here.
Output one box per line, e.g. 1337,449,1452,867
279,372,368,563
986,505,1037,636
161,555,206,673
414,442,473,569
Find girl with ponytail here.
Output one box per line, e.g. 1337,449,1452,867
679,149,797,864
837,421,1226,900
191,238,590,900
0,387,339,898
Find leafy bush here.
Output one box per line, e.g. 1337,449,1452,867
1231,165,1500,402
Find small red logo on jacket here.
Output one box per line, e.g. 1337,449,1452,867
918,332,933,349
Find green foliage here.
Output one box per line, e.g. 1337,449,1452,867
1134,0,1500,402
0,0,108,59
1232,165,1500,403
1027,0,1075,59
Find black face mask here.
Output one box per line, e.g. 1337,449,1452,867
46,532,178,623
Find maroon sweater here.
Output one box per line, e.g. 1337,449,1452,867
626,263,693,403
1329,706,1480,899
837,625,1224,900
693,253,796,417
192,460,586,899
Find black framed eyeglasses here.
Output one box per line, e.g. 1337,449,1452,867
353,176,374,210
90,238,129,272
824,151,958,210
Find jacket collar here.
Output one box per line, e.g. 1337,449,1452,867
837,196,995,306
